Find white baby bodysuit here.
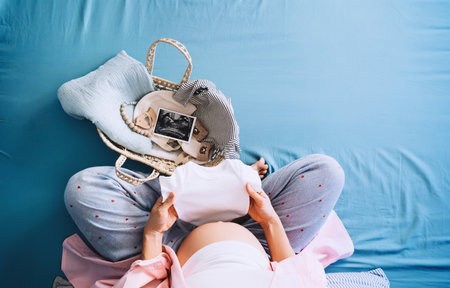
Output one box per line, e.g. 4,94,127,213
159,159,262,226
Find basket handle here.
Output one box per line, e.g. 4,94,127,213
145,38,192,91
115,155,160,185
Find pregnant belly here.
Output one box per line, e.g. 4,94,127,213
176,221,269,267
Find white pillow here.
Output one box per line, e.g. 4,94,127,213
57,50,154,154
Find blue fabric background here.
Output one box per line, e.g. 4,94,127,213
1,0,449,287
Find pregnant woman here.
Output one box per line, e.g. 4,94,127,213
63,154,351,287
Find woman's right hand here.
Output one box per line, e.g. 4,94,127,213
144,192,178,236
142,192,178,260
246,183,279,226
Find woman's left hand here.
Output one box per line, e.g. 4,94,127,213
144,192,178,236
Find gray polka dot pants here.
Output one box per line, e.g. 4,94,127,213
64,154,344,261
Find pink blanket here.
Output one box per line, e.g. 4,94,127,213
62,210,353,288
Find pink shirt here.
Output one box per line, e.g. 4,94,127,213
61,211,354,288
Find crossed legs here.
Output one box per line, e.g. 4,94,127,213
64,154,344,261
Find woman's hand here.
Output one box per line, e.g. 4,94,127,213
246,183,295,262
251,157,269,179
142,192,178,260
144,192,178,236
246,183,279,226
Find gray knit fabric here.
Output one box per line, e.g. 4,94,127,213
52,276,73,288
173,79,241,159
326,268,390,288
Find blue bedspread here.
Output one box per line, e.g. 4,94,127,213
1,1,449,287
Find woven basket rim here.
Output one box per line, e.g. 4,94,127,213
97,127,225,173
97,128,178,175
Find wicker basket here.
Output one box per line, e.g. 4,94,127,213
97,38,224,186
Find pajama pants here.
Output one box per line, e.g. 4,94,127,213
64,154,344,262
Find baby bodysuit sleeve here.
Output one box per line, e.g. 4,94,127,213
159,164,188,202
238,161,262,192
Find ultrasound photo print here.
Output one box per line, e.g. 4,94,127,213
153,108,196,143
